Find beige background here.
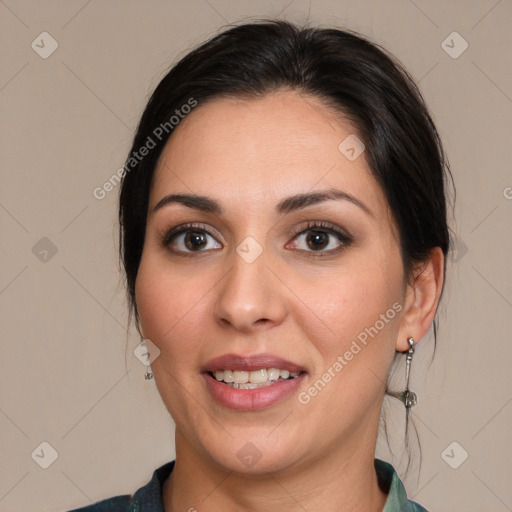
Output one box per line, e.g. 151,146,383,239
1,1,511,511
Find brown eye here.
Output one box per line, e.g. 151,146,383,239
182,230,208,251
162,223,222,254
289,221,352,257
304,230,330,251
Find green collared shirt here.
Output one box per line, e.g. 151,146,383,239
68,458,428,511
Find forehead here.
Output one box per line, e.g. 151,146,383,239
150,90,387,215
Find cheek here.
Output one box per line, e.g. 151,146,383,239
294,254,404,403
134,251,221,425
303,261,402,343
296,270,402,416
135,258,170,340
134,251,213,364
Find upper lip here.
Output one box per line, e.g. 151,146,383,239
201,353,305,373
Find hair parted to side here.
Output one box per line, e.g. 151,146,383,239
118,18,453,473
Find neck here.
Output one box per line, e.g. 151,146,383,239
163,429,388,512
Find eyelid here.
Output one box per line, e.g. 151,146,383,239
285,220,353,257
161,222,221,246
287,220,351,240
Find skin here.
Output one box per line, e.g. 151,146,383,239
135,90,445,512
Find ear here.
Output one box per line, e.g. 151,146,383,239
396,247,445,352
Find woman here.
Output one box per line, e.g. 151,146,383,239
70,18,450,512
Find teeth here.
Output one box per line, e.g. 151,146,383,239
267,368,280,381
233,381,274,390
249,369,268,384
211,368,302,384
233,370,249,384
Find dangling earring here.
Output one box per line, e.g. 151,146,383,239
143,338,154,380
391,337,417,414
135,337,154,380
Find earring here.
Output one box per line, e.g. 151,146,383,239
391,337,417,411
141,337,154,380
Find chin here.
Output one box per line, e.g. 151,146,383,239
200,435,306,476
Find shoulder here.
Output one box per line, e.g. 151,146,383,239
65,460,176,512
375,459,429,512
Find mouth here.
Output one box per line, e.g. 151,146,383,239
201,353,307,411
207,368,305,389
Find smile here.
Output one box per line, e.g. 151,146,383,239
203,371,307,411
212,368,302,388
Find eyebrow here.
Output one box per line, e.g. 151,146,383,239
152,188,374,218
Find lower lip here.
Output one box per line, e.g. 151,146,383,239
202,372,306,411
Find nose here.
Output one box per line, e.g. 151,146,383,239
212,244,287,333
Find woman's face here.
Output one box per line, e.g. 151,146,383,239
135,90,412,474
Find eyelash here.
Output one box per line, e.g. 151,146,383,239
160,220,353,258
